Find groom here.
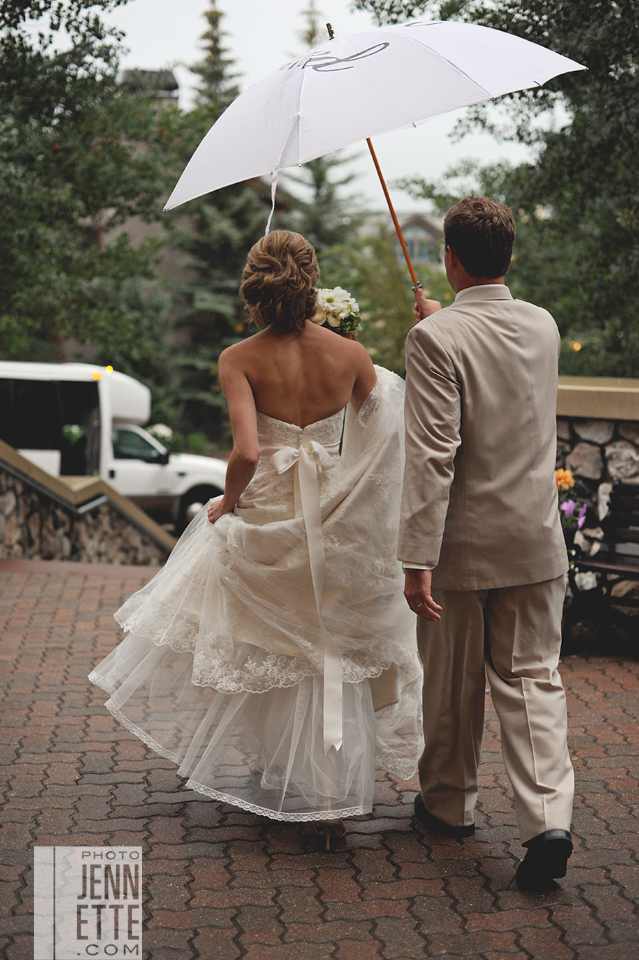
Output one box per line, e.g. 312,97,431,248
398,196,574,891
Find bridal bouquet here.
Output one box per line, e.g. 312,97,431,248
312,286,362,337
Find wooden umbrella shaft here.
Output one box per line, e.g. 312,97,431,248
366,138,421,290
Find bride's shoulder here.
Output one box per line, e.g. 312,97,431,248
341,338,373,367
219,329,266,366
335,334,374,367
310,326,374,373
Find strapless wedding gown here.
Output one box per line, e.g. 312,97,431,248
89,367,422,821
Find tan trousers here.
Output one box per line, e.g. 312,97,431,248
417,575,574,844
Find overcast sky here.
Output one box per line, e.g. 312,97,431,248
103,0,535,211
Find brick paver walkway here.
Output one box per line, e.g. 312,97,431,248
1,558,638,960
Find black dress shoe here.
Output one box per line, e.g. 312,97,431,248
413,792,475,838
516,829,573,892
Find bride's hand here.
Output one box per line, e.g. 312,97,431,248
414,288,443,324
207,498,232,524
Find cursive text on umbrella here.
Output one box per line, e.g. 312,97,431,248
281,43,390,74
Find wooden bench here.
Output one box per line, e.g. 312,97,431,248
563,480,639,645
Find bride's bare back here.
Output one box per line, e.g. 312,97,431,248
224,321,376,428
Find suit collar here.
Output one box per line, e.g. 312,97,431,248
453,284,513,304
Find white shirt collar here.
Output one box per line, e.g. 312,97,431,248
453,284,513,303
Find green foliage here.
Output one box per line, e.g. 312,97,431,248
320,229,450,375
191,2,240,113
187,432,208,455
166,2,275,439
170,182,272,435
0,0,183,369
90,276,184,427
0,0,126,30
462,0,639,377
351,0,436,24
0,0,269,436
358,0,639,377
284,156,368,254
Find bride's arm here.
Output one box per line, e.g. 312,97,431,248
349,342,377,413
208,349,260,524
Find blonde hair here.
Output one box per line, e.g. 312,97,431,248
240,231,320,334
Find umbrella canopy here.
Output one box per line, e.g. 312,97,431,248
165,19,584,211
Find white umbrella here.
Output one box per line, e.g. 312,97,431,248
166,19,585,284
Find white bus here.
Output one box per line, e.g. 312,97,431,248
0,362,226,530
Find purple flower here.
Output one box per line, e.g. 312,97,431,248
560,499,576,517
577,502,588,529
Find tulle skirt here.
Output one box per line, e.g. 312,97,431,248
90,633,422,821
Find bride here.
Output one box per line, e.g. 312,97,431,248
89,230,422,844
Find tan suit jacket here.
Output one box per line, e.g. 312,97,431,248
398,284,568,591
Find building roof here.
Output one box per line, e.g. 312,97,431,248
119,70,179,99
400,214,443,241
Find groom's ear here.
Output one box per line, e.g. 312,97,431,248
446,245,460,268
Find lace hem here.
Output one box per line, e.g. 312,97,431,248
114,593,200,653
191,650,318,692
88,670,117,697
185,781,370,822
93,692,184,767
191,649,397,693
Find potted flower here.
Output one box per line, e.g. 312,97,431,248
555,469,588,550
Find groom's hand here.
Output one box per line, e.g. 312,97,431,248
414,288,443,324
404,569,442,621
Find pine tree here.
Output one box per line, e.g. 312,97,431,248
287,157,367,254
298,0,323,48
192,2,240,115
170,1,275,442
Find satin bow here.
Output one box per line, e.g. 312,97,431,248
271,439,337,482
269,438,342,754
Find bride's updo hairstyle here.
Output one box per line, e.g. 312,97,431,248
240,230,320,334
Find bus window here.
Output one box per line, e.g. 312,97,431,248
0,379,100,475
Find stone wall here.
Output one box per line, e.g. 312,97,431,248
556,417,639,519
0,467,169,565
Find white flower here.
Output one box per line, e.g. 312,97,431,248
312,286,362,333
148,423,173,441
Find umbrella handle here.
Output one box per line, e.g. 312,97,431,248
366,138,422,295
